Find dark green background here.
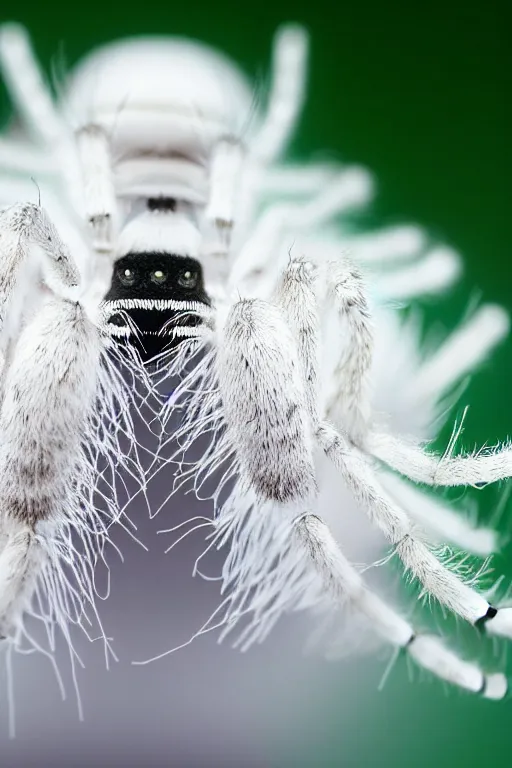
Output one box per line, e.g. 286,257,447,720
1,1,511,765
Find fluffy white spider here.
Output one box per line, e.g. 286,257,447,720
1,20,512,711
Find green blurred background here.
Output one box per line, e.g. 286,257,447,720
1,0,510,765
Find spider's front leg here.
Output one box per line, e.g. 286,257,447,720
0,203,101,640
216,295,316,504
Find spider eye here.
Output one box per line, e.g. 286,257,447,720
177,269,199,289
118,266,137,286
151,269,167,284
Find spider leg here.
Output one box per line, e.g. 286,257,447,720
308,245,510,548
216,297,316,504
205,137,245,247
0,296,102,639
258,163,341,197
214,276,507,696
296,513,506,699
0,202,79,351
412,304,509,404
278,255,498,559
216,24,308,252
0,201,118,643
367,430,512,488
229,168,372,294
0,137,55,177
0,23,83,212
0,23,66,148
375,246,462,301
75,124,117,257
251,24,309,166
345,225,427,266
318,422,512,639
274,260,505,629
323,255,373,443
307,243,511,488
273,257,320,423
378,471,498,557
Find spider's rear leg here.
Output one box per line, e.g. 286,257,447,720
367,430,512,487
0,23,67,148
0,24,83,211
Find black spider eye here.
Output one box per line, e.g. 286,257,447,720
177,268,199,289
117,266,137,286
151,269,167,284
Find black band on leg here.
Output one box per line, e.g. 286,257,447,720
477,675,487,695
475,605,498,631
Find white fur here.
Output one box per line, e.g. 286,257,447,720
1,19,511,713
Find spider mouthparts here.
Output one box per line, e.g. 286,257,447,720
101,251,210,361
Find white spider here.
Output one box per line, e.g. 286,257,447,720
1,20,512,716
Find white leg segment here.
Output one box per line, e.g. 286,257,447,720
75,124,117,255
216,298,316,503
251,24,309,164
325,257,372,443
0,138,55,177
297,514,506,699
375,247,462,301
317,423,491,623
0,23,66,147
0,297,102,637
378,471,498,557
230,168,373,293
0,203,79,338
367,431,512,488
205,136,245,242
347,225,426,265
274,258,320,424
259,163,340,196
413,304,510,402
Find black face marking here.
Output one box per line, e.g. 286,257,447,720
103,252,210,362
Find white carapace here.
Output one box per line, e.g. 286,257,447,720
1,20,512,720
